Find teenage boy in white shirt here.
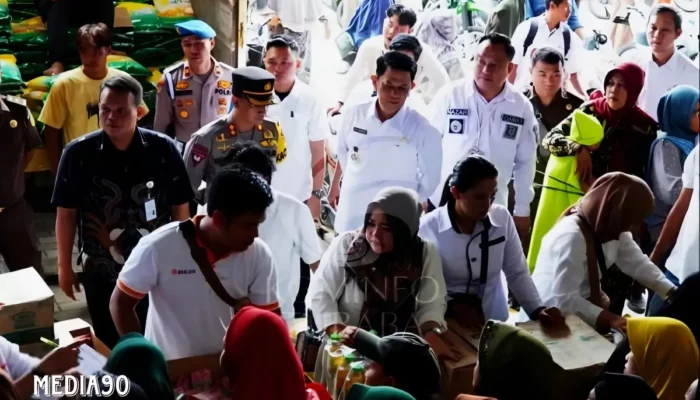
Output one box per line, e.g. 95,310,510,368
110,168,280,360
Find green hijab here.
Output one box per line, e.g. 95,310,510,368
476,320,560,400
104,333,175,400
347,384,417,400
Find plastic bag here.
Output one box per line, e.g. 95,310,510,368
22,88,48,101
26,74,60,91
0,54,23,84
116,2,163,31
107,54,152,78
11,15,45,34
153,0,194,23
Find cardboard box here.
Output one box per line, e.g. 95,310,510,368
0,268,54,345
19,319,112,359
440,323,478,400
516,315,616,399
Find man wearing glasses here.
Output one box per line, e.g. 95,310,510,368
154,20,236,154
184,67,288,208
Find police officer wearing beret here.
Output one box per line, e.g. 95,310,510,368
0,94,43,276
154,19,236,154
184,67,288,206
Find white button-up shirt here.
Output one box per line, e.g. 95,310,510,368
334,99,442,233
665,146,699,282
338,35,451,105
419,204,543,322
259,190,323,321
427,80,537,216
633,49,700,121
269,79,329,202
530,215,676,328
344,78,429,117
306,231,448,331
510,15,584,90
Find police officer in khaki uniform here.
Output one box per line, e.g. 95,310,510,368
0,94,44,275
184,67,288,205
154,19,236,153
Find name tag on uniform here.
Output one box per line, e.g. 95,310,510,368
144,199,157,221
503,124,519,140
353,127,368,135
501,114,524,125
447,108,469,116
449,118,464,134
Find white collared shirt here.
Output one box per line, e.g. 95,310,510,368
665,146,699,282
419,204,543,322
427,80,537,216
343,79,429,116
510,15,584,90
531,215,676,328
259,190,323,321
268,79,329,202
306,231,448,331
338,35,451,105
633,49,700,121
334,98,442,233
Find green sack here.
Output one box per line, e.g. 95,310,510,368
0,58,23,84
26,74,60,91
107,55,152,78
117,2,164,32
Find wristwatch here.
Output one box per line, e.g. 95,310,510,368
311,190,323,199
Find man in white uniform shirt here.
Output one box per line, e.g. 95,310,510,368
428,34,538,237
328,4,449,114
110,168,280,360
508,0,585,97
264,35,328,220
224,141,323,322
629,5,699,121
328,51,442,234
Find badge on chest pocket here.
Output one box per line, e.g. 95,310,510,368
449,118,465,134
503,124,519,140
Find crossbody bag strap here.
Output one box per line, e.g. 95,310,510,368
574,215,604,308
179,220,249,311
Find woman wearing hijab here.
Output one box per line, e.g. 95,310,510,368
473,320,561,400
588,373,657,400
625,317,699,400
544,63,658,185
103,333,174,400
646,86,700,248
530,173,676,332
221,306,331,400
308,187,451,382
419,155,563,329
346,385,416,400
528,110,605,273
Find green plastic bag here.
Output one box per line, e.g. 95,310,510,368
117,2,164,32
26,74,60,91
107,54,152,78
0,56,23,85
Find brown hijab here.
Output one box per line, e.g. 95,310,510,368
564,172,654,243
0,368,21,400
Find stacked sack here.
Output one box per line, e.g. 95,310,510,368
0,53,24,95
0,0,10,50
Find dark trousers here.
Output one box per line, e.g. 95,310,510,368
294,258,311,318
36,0,115,64
81,260,148,349
0,198,43,276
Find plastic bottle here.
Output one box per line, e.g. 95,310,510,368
342,361,366,397
324,333,343,393
334,353,359,398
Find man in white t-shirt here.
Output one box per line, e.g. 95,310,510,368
508,0,585,96
224,141,323,322
651,145,700,285
110,168,280,360
264,35,328,219
626,5,699,121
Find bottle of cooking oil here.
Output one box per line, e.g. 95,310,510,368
334,353,360,399
341,361,366,397
324,333,343,394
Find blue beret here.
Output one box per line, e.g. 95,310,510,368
175,20,216,39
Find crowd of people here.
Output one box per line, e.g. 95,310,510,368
0,0,699,399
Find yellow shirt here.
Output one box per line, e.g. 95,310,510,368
38,67,150,145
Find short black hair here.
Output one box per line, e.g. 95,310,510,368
376,51,417,81
76,23,113,49
221,141,276,182
265,34,300,56
545,0,567,10
650,4,683,31
386,4,417,28
531,47,565,67
100,75,143,107
388,33,423,62
207,167,274,219
478,33,516,61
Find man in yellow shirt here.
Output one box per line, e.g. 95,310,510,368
39,23,149,177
